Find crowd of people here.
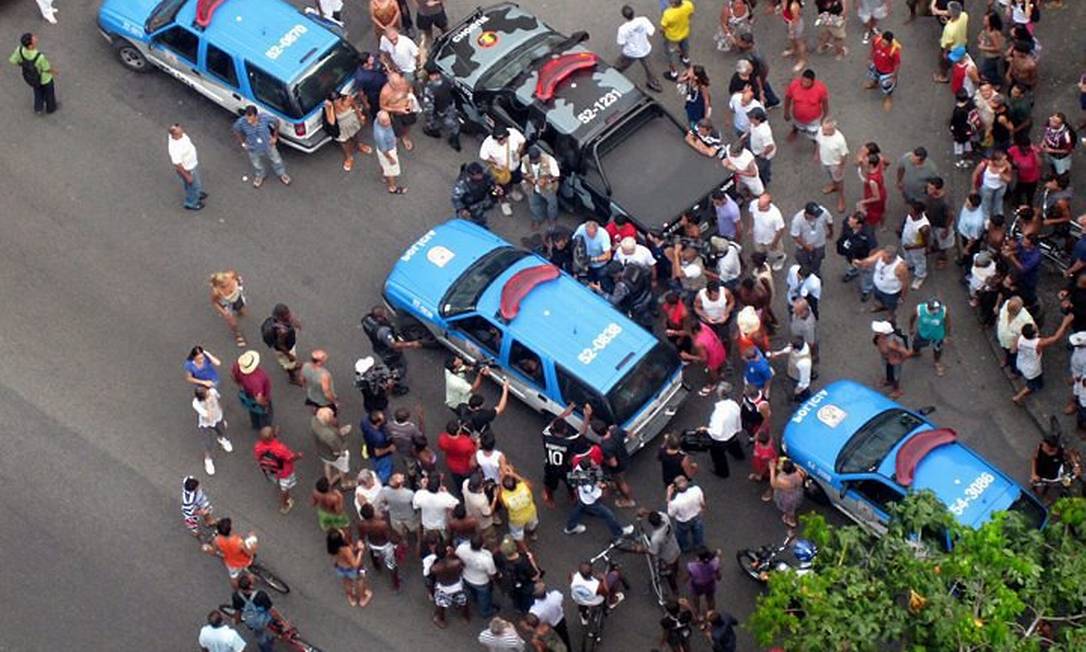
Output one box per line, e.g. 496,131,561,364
149,1,1086,651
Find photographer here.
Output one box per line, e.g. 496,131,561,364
361,306,422,394
562,457,633,540
540,404,590,507
583,405,636,508
354,356,393,414
444,355,488,413
458,381,510,437
590,260,655,329
666,476,706,553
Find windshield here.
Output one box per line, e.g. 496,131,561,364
440,247,531,317
145,0,186,33
1007,492,1047,530
478,33,568,90
836,409,925,474
292,41,359,118
607,342,680,426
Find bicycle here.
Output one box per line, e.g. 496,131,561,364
1031,417,1085,503
194,520,291,594
605,519,669,608
218,604,324,652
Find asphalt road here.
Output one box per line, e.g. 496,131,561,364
0,1,1081,650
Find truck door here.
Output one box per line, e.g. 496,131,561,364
200,41,246,113
147,25,208,96
837,477,903,536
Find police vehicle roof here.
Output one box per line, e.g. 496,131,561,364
178,0,341,82
386,220,658,392
433,3,552,90
784,380,1031,529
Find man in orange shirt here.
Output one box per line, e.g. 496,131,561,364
209,517,256,589
864,31,901,111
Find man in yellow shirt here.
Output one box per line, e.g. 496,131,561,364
660,0,695,80
933,1,968,83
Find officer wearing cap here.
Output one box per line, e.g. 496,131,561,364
452,161,499,227
421,61,461,151
790,201,834,274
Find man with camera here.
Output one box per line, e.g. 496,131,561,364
666,475,706,553
458,382,510,438
698,385,746,479
361,306,422,395
563,457,634,540
444,355,490,413
354,356,394,415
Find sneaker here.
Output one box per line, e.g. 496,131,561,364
771,259,785,272
609,592,626,609
620,524,634,537
861,31,870,44
580,613,589,626
910,277,925,290
860,291,871,303
218,437,233,453
204,457,216,476
500,202,513,216
563,524,587,535
664,70,679,81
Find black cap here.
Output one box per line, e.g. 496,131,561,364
465,161,485,175
748,107,767,122
424,61,439,75
804,202,822,216
492,125,509,139
527,145,542,160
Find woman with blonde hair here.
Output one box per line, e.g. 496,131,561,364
209,270,247,347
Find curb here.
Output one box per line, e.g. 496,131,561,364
975,309,1051,437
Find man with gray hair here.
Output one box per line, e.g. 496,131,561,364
373,110,405,194
933,2,969,83
814,118,849,214
168,124,206,211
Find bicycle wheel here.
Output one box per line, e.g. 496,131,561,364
581,607,604,652
250,561,291,594
736,550,766,583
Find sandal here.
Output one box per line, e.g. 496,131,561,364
402,138,414,151
343,158,354,172
358,143,373,154
234,333,247,348
347,594,358,607
387,186,407,194
252,176,264,188
698,385,714,397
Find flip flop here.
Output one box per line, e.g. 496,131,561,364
387,186,407,194
343,158,354,172
358,144,373,154
234,333,247,348
402,138,414,151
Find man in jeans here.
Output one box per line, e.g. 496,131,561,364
563,458,634,539
665,476,705,553
9,33,56,114
232,105,291,188
230,575,277,652
615,5,662,92
456,534,499,618
168,124,206,211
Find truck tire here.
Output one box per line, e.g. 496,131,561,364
113,40,151,73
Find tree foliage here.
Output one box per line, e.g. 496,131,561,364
747,493,1086,651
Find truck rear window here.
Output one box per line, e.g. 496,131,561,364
292,41,359,118
606,342,679,426
440,247,531,318
836,409,924,474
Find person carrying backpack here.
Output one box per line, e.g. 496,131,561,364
253,425,302,514
260,304,302,386
9,33,56,114
229,574,279,652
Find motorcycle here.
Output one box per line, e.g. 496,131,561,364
736,536,817,584
1008,209,1083,274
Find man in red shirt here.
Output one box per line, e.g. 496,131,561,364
437,420,478,494
232,350,273,430
865,31,901,111
604,215,638,247
783,69,830,145
253,425,302,514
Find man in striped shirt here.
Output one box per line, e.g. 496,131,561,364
477,617,525,651
182,476,214,540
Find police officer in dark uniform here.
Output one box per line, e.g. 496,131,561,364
591,261,655,328
836,212,877,290
452,162,501,227
540,404,590,507
421,62,461,151
360,306,422,394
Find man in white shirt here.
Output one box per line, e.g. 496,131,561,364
790,202,834,274
198,610,246,652
444,355,486,410
727,85,764,138
815,118,849,213
749,193,787,270
665,476,705,553
770,336,814,402
520,145,561,229
615,236,657,271
785,263,823,319
530,583,573,650
748,108,776,186
168,124,205,211
563,459,633,539
412,479,459,538
615,5,662,92
479,124,527,215
724,142,764,199
316,0,344,23
699,385,745,479
379,28,420,82
456,535,499,617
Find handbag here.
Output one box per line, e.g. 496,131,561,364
487,138,513,185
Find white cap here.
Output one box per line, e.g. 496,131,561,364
1070,332,1086,347
355,356,375,375
871,321,894,335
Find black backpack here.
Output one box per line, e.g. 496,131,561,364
260,317,279,348
19,51,41,88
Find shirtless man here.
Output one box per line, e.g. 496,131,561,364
311,477,352,541
357,502,402,590
447,503,480,546
1006,43,1037,91
431,545,471,628
379,71,417,151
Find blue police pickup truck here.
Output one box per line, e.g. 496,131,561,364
97,0,358,152
782,380,1046,543
383,220,688,453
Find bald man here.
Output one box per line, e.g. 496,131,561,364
302,349,339,413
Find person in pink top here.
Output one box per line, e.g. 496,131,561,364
682,319,727,396
1007,132,1042,208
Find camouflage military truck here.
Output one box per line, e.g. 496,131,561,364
429,2,733,237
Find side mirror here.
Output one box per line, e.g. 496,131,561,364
916,406,936,416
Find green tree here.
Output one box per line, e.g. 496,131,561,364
747,493,1086,651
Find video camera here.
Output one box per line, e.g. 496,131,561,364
354,360,401,394
679,429,714,453
566,463,605,488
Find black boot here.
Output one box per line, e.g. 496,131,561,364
448,134,461,152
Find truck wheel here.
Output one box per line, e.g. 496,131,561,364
113,40,150,73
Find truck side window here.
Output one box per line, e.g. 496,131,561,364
155,26,199,64
849,479,904,513
206,44,238,88
246,62,294,118
451,315,503,358
556,366,612,423
509,340,544,387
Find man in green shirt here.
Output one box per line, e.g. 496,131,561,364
910,299,950,377
9,33,56,114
